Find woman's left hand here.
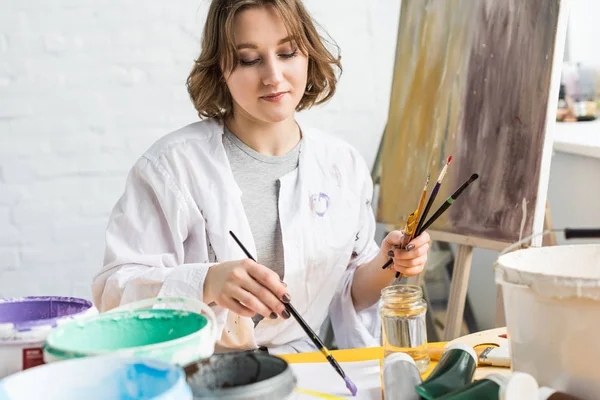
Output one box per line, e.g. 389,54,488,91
381,230,431,277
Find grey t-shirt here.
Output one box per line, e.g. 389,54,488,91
223,126,301,281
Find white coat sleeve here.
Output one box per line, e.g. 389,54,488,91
91,156,223,326
328,161,382,349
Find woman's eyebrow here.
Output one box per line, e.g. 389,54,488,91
236,36,292,50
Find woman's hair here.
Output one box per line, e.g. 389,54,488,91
186,0,342,119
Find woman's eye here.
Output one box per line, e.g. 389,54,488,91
238,49,298,66
239,59,260,66
280,49,298,59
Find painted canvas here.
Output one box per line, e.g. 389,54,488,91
377,0,567,246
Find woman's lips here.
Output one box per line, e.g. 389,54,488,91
260,91,287,102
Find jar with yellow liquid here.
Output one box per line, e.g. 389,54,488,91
379,284,430,373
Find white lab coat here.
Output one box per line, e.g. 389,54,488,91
92,118,382,354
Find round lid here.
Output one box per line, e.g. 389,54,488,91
382,352,416,373
495,244,600,300
445,343,478,364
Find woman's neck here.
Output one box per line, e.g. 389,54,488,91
225,112,301,157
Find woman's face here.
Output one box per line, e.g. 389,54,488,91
224,5,309,124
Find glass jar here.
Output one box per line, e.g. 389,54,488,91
379,284,430,373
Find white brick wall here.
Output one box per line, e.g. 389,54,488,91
0,0,401,299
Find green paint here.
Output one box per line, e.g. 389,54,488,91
50,310,206,350
435,379,500,400
45,309,210,365
415,347,477,399
447,198,455,204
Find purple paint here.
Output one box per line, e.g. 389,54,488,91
344,376,357,397
0,296,93,332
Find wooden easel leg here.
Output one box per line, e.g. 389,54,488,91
542,202,557,246
495,285,506,327
443,244,474,341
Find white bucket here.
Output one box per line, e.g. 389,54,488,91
0,296,97,379
0,355,191,400
495,244,600,399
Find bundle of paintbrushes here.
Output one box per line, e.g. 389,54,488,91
382,157,479,280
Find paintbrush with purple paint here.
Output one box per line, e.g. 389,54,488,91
229,231,358,397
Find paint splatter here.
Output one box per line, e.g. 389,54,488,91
309,192,330,217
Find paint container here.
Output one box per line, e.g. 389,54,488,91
0,296,97,378
538,387,584,400
415,343,477,400
436,371,538,400
184,351,296,400
43,297,217,366
0,355,191,400
496,244,600,399
382,352,422,400
379,284,430,372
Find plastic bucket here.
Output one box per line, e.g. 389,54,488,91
0,355,192,400
0,296,97,378
184,351,296,400
495,244,600,399
44,297,218,366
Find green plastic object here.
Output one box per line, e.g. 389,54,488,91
415,343,477,399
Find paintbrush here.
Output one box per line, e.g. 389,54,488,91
415,156,452,237
418,173,479,233
564,228,600,239
228,231,358,397
393,174,430,280
380,174,429,273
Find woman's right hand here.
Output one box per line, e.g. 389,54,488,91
203,259,291,320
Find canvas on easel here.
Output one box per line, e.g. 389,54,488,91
377,0,569,339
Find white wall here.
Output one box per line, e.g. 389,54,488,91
566,0,600,64
0,0,402,298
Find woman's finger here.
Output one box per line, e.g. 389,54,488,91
242,277,288,319
394,265,425,277
394,254,428,269
247,262,290,304
409,231,431,248
385,230,409,249
228,284,274,319
219,295,255,318
392,242,430,260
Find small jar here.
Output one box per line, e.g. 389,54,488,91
379,284,430,373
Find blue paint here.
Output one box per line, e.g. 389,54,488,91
0,357,191,400
73,362,190,399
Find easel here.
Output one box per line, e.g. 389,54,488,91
373,131,557,341
372,131,493,341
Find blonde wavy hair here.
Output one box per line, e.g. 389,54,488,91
186,0,342,120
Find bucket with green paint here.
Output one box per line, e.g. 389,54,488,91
43,297,218,366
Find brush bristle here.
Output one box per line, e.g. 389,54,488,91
447,156,452,164
344,376,358,397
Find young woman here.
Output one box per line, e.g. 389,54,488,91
92,0,430,354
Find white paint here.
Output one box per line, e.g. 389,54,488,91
496,244,600,398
